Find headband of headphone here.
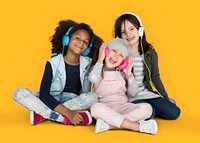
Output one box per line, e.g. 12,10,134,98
62,26,93,56
116,12,144,37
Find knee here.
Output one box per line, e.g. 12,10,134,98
13,88,33,102
91,92,98,102
156,104,181,120
169,106,181,120
13,88,24,101
90,103,102,118
86,92,98,105
141,103,154,118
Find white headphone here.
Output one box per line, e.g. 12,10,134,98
117,12,166,99
116,12,144,37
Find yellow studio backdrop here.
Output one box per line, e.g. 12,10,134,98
0,0,199,142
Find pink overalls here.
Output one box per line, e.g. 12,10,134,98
91,71,152,128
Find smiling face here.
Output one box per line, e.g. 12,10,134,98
67,29,90,56
121,19,140,49
104,49,124,70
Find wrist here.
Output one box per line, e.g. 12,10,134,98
54,104,72,117
126,72,133,77
98,59,104,63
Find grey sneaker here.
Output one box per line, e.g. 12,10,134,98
95,119,109,133
139,119,158,134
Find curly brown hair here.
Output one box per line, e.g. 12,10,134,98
50,19,103,66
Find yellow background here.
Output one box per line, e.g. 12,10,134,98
0,0,199,142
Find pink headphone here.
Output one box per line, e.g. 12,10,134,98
105,47,128,70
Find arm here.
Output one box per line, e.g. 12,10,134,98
151,49,169,99
126,74,138,97
89,43,106,84
123,55,138,96
89,62,103,84
39,62,60,110
54,104,84,125
39,62,83,124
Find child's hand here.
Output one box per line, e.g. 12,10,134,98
123,55,134,76
98,43,107,63
68,110,83,125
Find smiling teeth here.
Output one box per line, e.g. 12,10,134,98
127,37,134,41
111,58,117,62
109,58,117,64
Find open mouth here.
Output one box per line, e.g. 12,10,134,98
75,44,83,50
109,57,117,64
127,36,135,42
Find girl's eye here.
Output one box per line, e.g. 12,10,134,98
113,50,123,57
113,50,117,53
83,41,89,46
75,37,81,41
75,36,89,46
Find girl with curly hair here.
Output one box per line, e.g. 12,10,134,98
13,20,103,125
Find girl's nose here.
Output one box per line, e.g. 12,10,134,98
78,40,84,46
125,31,130,36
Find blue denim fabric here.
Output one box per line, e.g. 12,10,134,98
13,55,94,123
13,88,98,122
49,54,91,96
132,97,181,120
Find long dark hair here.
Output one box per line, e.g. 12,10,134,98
114,14,153,54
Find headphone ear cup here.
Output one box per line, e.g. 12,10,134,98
105,47,109,56
62,26,74,47
89,42,93,48
82,48,91,56
82,38,93,56
139,27,144,37
62,35,70,47
118,60,128,70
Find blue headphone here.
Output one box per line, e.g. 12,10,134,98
62,26,93,56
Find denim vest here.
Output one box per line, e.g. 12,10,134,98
48,54,91,96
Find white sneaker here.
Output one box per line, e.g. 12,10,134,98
139,119,158,134
95,119,109,134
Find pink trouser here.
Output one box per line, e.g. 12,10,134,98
91,98,152,128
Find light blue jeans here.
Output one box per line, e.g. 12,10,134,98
13,88,98,122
